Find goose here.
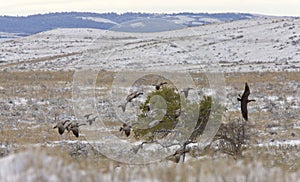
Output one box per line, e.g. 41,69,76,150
66,122,86,137
118,104,127,112
126,91,143,103
237,82,256,121
53,119,70,135
145,104,151,112
119,123,131,137
181,88,193,98
152,81,167,90
86,116,98,125
83,113,93,119
119,91,143,112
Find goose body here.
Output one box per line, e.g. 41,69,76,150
118,104,127,112
153,82,167,90
87,116,98,125
66,122,86,137
120,123,131,137
181,88,193,98
237,82,255,121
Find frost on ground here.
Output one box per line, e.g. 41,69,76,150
0,70,299,181
0,149,299,182
0,150,103,182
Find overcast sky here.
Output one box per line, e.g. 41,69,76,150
1,0,299,16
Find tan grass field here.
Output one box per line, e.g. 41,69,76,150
0,70,299,181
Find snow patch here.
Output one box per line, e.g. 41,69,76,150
257,140,300,147
130,22,145,28
199,17,222,23
79,17,118,24
172,15,195,24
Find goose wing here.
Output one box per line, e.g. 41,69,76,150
126,91,137,102
242,82,250,98
84,113,92,119
126,91,143,102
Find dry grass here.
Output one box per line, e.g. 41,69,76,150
1,148,300,182
0,70,299,181
225,71,300,83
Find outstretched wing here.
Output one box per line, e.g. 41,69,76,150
242,82,250,98
126,92,135,102
84,113,92,119
126,91,143,102
159,82,167,86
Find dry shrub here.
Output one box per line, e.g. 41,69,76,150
214,119,251,159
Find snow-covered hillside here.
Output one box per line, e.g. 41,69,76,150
0,12,257,35
0,15,299,182
0,16,299,72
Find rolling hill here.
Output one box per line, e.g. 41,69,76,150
0,16,299,72
0,12,257,37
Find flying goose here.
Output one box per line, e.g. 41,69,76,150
237,82,256,121
66,122,87,137
86,116,98,125
84,113,93,119
119,91,143,112
118,104,127,112
119,123,131,137
181,87,193,98
53,119,70,135
152,81,167,90
126,91,143,103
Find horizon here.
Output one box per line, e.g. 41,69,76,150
1,1,300,17
0,11,299,18
0,11,281,17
